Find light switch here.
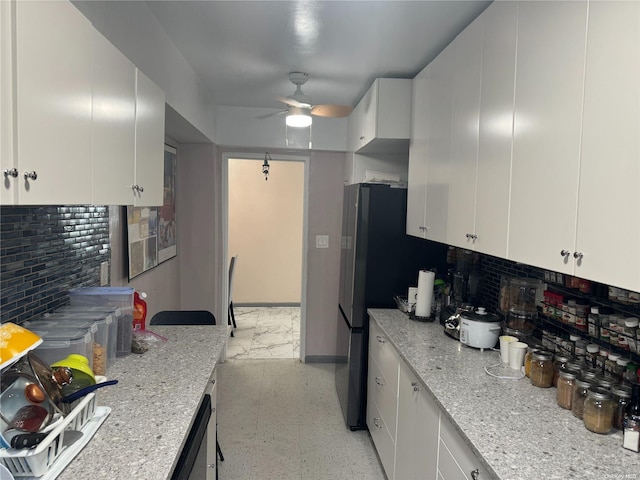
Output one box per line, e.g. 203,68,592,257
315,235,329,249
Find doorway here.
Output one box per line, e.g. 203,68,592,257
222,153,309,360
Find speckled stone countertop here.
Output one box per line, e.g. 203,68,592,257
57,325,227,480
368,309,640,480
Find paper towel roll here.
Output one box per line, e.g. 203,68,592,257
415,270,435,318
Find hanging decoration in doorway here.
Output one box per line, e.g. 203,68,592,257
262,152,271,181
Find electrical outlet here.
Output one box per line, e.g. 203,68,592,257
100,262,109,286
315,235,329,249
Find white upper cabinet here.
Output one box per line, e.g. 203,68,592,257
473,1,518,259
423,45,454,245
447,18,483,250
348,78,411,154
407,67,429,238
7,0,94,205
92,29,136,206
508,1,588,273
133,69,165,207
574,1,640,291
1,0,16,205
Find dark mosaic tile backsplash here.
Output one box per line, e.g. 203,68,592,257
0,205,109,325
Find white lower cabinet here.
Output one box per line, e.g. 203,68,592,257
438,415,488,480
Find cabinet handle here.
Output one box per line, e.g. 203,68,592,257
3,168,18,178
373,418,382,429
573,251,583,260
211,379,216,385
138,185,144,192
132,184,144,193
23,171,37,181
419,226,428,232
560,249,571,258
375,376,383,386
411,381,420,392
471,468,479,480
207,463,216,469
376,335,385,344
360,135,365,140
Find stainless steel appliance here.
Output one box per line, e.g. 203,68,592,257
335,183,447,429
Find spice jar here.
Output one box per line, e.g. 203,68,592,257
553,354,573,387
623,318,638,353
606,353,620,377
583,386,615,434
596,349,609,374
530,350,554,388
575,300,589,331
586,344,600,369
572,377,596,419
611,384,633,430
557,368,577,409
588,307,600,338
614,358,629,381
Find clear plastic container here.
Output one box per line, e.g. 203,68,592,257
31,327,93,368
69,287,134,357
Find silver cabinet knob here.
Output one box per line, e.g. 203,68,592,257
138,185,144,192
411,381,420,392
375,376,383,386
3,168,18,178
132,185,144,193
560,249,571,258
573,251,583,259
376,335,385,344
471,469,479,480
373,418,382,429
466,233,471,238
23,171,37,180
207,463,216,469
359,135,365,140
418,226,428,232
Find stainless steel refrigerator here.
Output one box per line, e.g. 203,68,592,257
335,183,447,430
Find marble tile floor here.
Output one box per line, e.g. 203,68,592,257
217,358,386,480
226,306,300,359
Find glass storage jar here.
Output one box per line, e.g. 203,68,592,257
557,368,577,409
553,354,573,387
583,386,616,434
595,375,616,390
524,342,544,378
530,350,554,388
612,384,633,430
572,377,596,419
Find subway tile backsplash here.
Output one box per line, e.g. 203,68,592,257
0,205,110,325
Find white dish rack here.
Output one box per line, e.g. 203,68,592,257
0,392,110,478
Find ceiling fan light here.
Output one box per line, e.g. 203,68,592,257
286,107,312,128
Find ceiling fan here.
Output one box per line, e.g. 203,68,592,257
258,72,353,127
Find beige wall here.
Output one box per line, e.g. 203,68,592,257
228,159,304,304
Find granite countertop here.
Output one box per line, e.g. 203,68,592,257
57,325,228,480
368,309,640,480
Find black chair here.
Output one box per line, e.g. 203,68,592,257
228,256,238,336
149,310,225,470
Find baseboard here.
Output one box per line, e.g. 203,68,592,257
234,302,301,307
304,355,340,363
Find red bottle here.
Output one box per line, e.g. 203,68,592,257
133,291,148,331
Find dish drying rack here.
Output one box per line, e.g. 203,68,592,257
0,392,110,478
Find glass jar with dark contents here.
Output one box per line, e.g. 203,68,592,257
530,350,554,388
611,384,633,430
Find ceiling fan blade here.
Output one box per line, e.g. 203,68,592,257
256,110,287,120
310,104,353,118
277,96,310,108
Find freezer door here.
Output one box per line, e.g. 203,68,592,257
335,308,366,429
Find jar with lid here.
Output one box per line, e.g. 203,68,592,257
600,322,610,343
583,386,616,434
609,315,622,345
557,368,577,409
624,363,639,385
580,366,598,381
572,376,596,419
524,342,544,378
611,384,633,430
575,299,589,331
596,349,609,374
553,354,573,387
595,375,616,390
614,358,629,381
623,317,638,353
622,382,640,452
588,307,600,338
605,353,620,377
586,344,600,369
530,350,554,388
562,299,577,325
574,340,587,365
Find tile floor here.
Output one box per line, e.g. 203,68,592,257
217,358,386,480
226,307,300,359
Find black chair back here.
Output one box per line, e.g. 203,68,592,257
150,310,216,326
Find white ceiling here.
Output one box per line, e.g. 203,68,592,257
145,0,492,111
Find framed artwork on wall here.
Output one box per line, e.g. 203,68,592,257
126,144,177,279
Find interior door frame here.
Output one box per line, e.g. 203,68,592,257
221,151,310,360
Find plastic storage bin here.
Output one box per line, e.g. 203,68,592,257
31,327,93,368
69,287,134,357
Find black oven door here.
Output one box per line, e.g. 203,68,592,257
172,393,212,480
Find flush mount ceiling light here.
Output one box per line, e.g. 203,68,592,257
262,152,271,181
286,106,313,128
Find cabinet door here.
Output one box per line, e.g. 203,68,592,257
14,0,93,204
1,0,16,205
474,1,518,258
439,415,489,480
92,30,136,205
395,361,439,480
134,69,165,206
407,68,429,238
574,1,640,291
447,19,483,249
361,80,378,146
424,46,454,244
508,1,588,273
347,100,365,152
